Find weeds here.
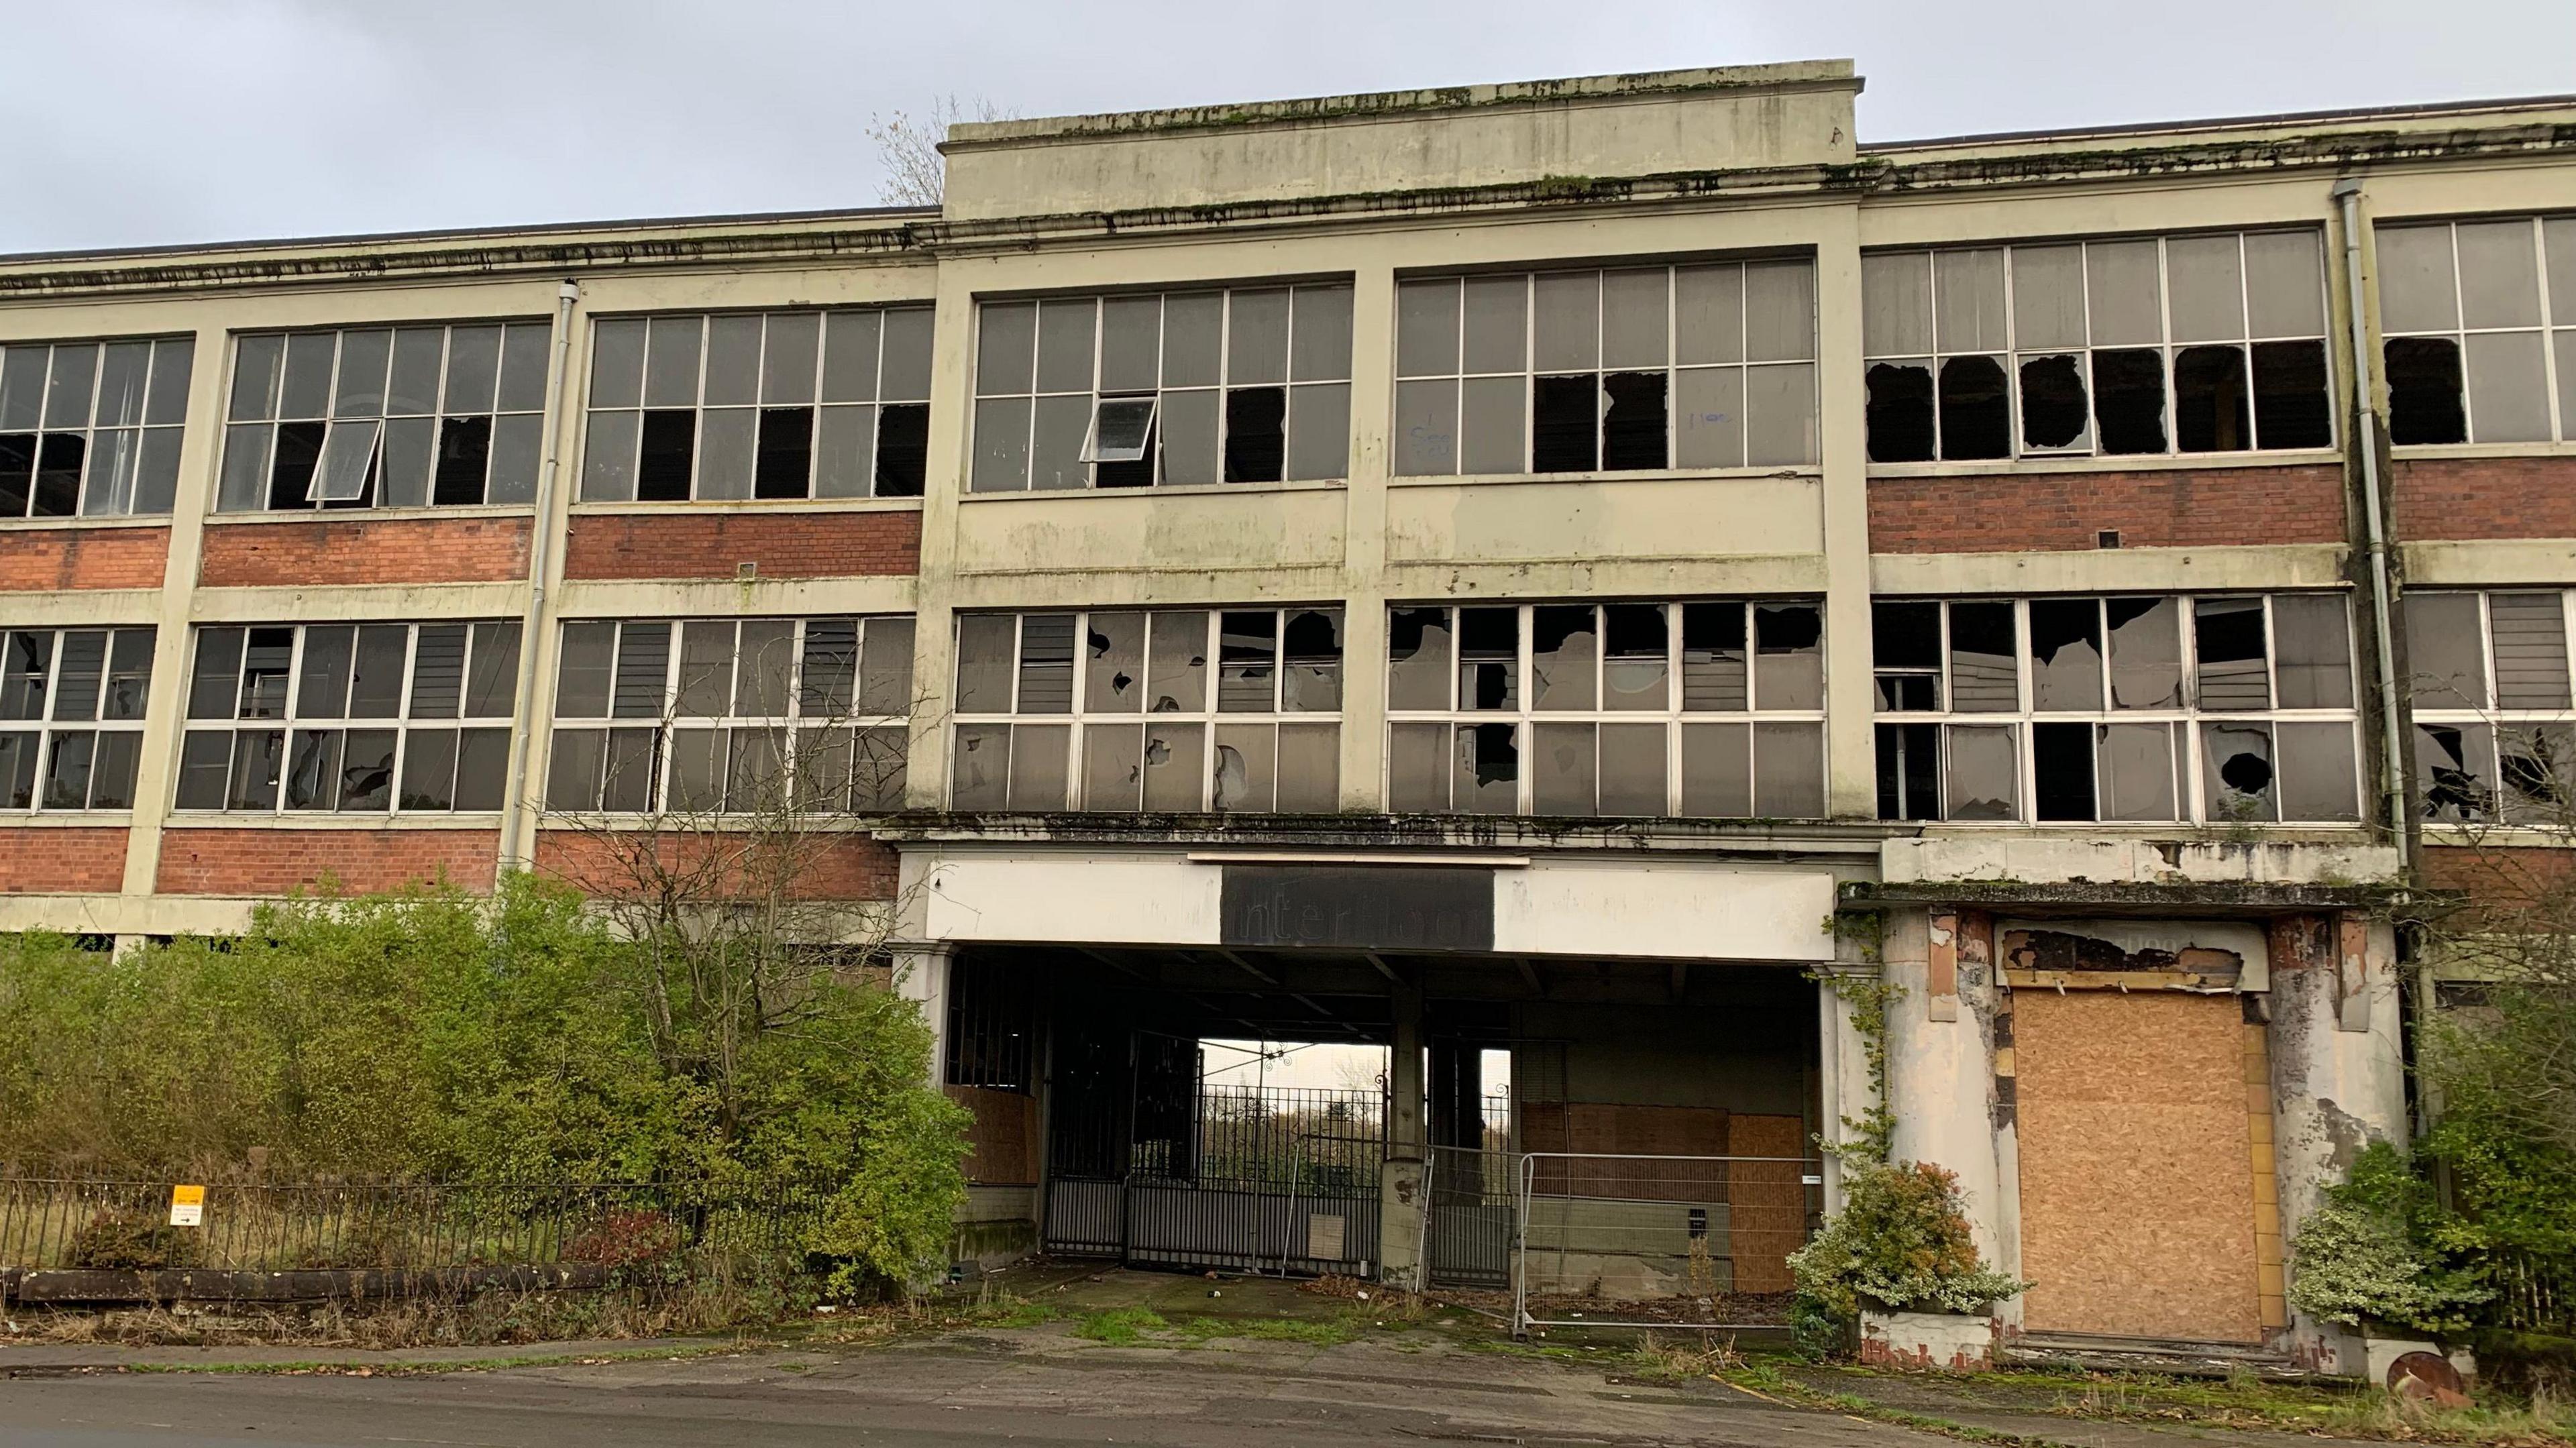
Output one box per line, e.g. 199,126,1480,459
1071,1308,1169,1345
1633,1330,1745,1380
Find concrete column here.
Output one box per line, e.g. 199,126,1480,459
1337,263,1396,811
1812,203,1878,820
1377,973,1428,1289
1882,908,2014,1284
1815,959,1881,1215
892,941,960,1087
2268,913,2408,1371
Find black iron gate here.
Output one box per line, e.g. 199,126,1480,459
1042,1070,1385,1277
1426,1143,1515,1288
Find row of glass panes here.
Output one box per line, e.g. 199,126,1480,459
545,617,915,815
1388,717,1825,818
221,325,550,510
0,628,156,810
949,609,1344,814
1860,232,2336,461
1870,595,2357,717
173,622,520,813
0,339,194,518
579,309,934,502
1386,602,1826,715
1393,264,1821,476
969,288,1354,491
2378,219,2576,445
1874,716,2362,824
2406,589,2576,826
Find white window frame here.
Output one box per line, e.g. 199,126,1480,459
0,335,194,519
947,608,1346,812
1870,594,2366,826
2378,216,2575,448
1381,600,1829,818
546,616,914,816
0,626,156,813
2405,588,2576,826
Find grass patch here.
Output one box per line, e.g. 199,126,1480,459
1170,1315,1358,1347
1071,1308,1169,1346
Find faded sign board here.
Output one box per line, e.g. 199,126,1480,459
1220,867,1494,952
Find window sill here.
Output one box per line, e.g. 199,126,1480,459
569,496,926,516
162,814,506,829
1866,449,2342,480
0,515,174,531
1389,466,1819,488
1902,819,2371,832
204,506,537,525
2387,441,2576,461
959,478,1346,503
0,812,138,826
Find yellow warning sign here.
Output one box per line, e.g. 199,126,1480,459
169,1184,205,1228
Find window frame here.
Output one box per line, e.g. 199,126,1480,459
2377,215,2576,449
1381,599,1829,818
1870,593,2365,826
174,620,521,816
1860,229,2340,465
578,306,934,504
947,607,1346,812
218,322,550,514
545,615,915,816
967,284,1356,492
2403,588,2576,826
0,626,157,812
0,335,195,520
1391,261,1822,479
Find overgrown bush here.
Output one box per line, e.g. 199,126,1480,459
0,875,968,1290
2288,1141,2500,1338
1786,1160,2030,1329
64,1211,199,1271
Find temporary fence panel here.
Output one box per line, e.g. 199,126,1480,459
1512,1152,1821,1333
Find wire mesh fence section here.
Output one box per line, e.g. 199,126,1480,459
0,1176,831,1274
1513,1152,1821,1332
1189,1085,1385,1189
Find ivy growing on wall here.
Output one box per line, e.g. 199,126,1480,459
1814,909,1902,1166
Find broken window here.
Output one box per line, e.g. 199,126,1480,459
951,608,1340,813
1873,593,2359,824
2407,590,2576,826
225,325,540,512
1388,599,1822,818
1862,229,2333,462
178,621,515,814
583,306,928,502
1,336,187,519
1395,260,1818,477
0,627,154,812
971,286,1350,491
547,614,910,814
2379,218,2576,446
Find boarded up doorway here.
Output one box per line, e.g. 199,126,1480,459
2013,991,2261,1343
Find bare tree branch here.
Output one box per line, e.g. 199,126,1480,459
863,95,1014,208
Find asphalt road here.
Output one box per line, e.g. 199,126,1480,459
0,1335,1938,1448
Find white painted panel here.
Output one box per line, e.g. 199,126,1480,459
921,853,1221,946
1495,862,1835,961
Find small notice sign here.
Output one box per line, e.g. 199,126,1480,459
168,1184,205,1228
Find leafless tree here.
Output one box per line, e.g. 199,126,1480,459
863,95,1015,208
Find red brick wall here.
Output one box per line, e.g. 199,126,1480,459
0,827,129,893
199,517,531,588
154,829,498,895
564,512,921,581
0,527,170,591
2391,457,2576,542
2420,844,2576,926
1869,464,2347,554
533,830,898,901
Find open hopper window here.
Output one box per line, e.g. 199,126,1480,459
970,284,1353,491
223,324,546,512
1871,594,2361,825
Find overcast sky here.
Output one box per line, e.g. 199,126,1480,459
5,0,2569,256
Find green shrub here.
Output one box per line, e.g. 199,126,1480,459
65,1211,199,1271
1786,1160,2030,1325
2288,1142,2495,1337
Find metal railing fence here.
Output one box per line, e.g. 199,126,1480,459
0,1175,833,1275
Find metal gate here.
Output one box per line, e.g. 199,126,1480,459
1043,1083,1385,1277
1426,1143,1515,1288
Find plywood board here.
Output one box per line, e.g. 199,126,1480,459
947,1085,1040,1184
1726,1113,1809,1294
2013,991,2261,1343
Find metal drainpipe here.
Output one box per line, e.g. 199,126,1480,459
2333,178,2412,876
498,280,584,872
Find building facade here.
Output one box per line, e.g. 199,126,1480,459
5,61,2571,1361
